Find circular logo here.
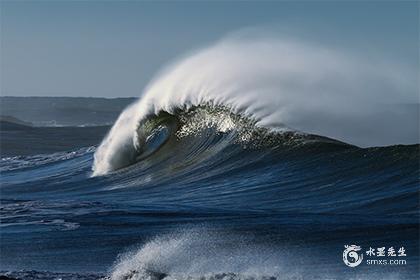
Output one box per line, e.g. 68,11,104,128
343,245,363,267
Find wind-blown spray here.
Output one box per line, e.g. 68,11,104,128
93,36,416,176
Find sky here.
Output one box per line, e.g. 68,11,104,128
0,0,418,98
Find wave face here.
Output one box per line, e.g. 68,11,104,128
94,104,347,176
1,125,419,279
92,36,417,176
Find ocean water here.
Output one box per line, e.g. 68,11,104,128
1,37,419,279
1,105,419,279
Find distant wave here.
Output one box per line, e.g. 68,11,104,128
1,147,95,172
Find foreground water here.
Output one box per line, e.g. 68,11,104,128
1,107,419,279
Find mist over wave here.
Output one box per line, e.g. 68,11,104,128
92,34,417,176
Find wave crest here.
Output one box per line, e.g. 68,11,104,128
92,35,415,176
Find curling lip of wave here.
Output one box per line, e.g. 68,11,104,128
92,36,415,176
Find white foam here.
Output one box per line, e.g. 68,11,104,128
107,229,407,280
108,230,284,280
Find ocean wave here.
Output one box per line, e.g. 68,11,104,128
106,229,412,280
92,36,416,176
93,104,350,176
1,35,419,279
107,230,292,280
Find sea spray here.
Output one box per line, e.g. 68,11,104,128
93,35,416,176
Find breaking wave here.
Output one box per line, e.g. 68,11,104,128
2,33,419,280
108,230,283,280
106,228,413,280
92,35,416,176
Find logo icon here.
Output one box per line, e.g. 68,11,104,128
343,245,363,267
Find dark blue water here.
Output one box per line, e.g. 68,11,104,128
0,116,419,279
